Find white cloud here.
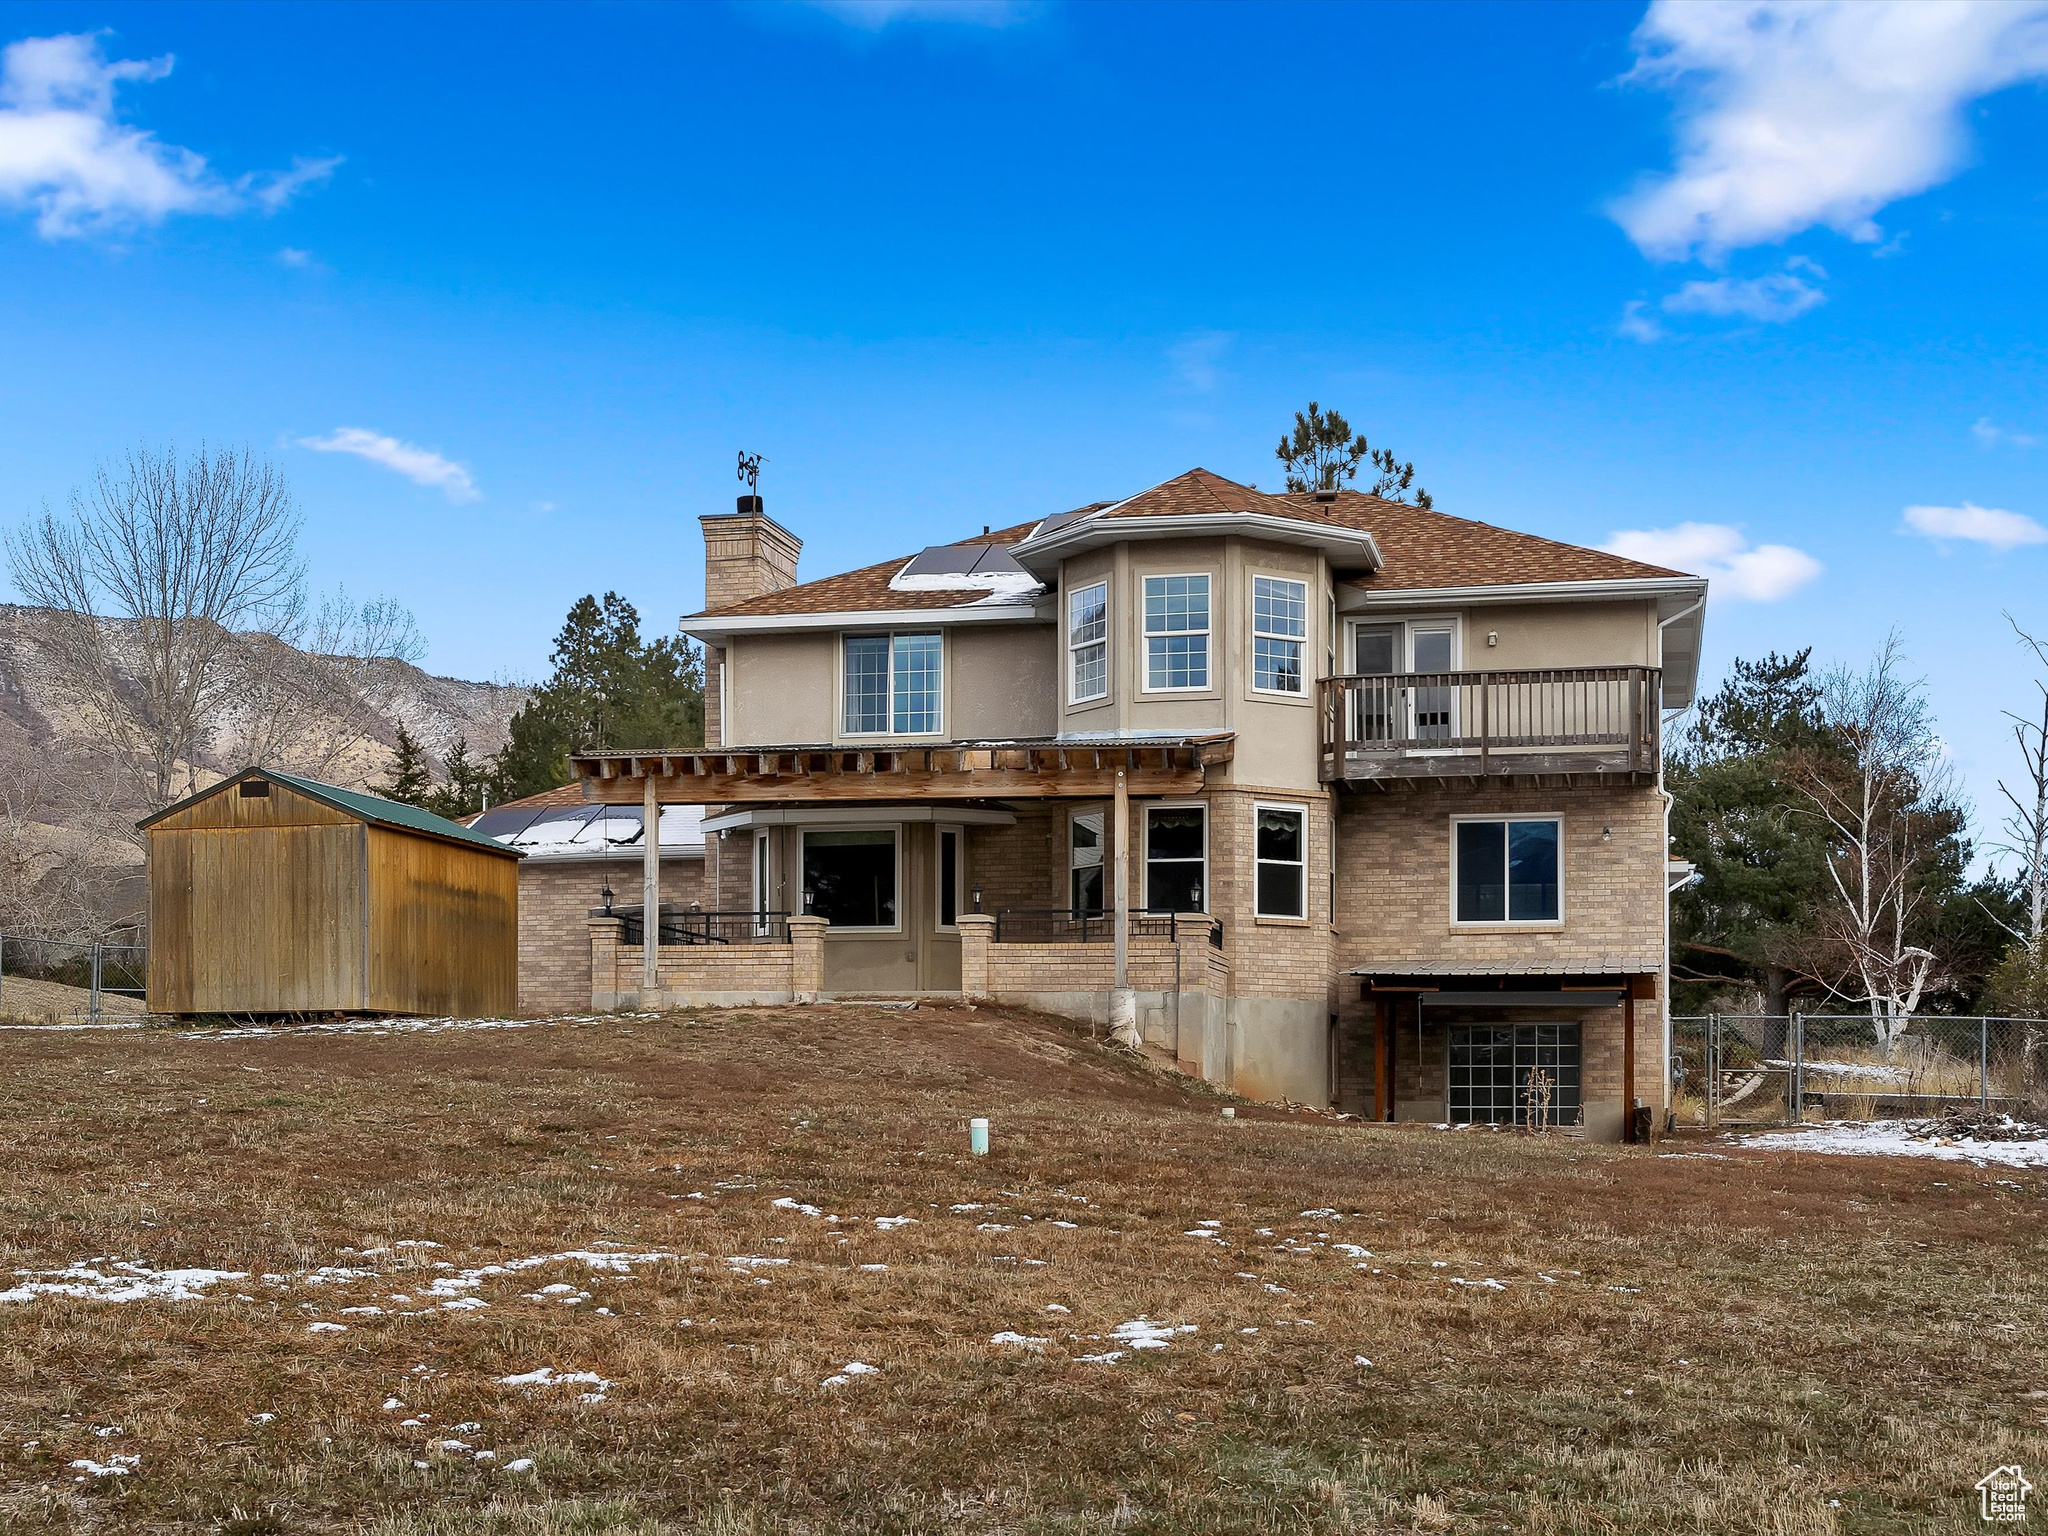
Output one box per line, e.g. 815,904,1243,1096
802,1,1040,29
247,154,340,213
1972,418,2042,450
1167,331,1231,392
1901,501,2048,551
1659,267,1826,323
1618,300,1665,343
1613,0,2048,262
277,246,313,267
1601,521,1822,601
299,428,480,503
0,32,337,239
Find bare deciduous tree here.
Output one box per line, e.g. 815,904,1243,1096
6,443,305,810
0,730,140,940
1995,616,2048,961
1789,634,1959,1052
221,589,426,781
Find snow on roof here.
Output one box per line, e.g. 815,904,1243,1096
468,802,705,861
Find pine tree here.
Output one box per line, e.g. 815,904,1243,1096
1276,402,1432,507
427,737,491,820
489,593,705,802
374,722,435,807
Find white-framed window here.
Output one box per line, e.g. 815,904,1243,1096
1252,576,1308,695
1145,803,1206,912
1452,815,1562,925
1143,574,1210,691
1348,618,1461,742
1070,810,1104,914
752,828,773,934
802,827,901,932
1253,802,1308,919
1068,581,1109,704
842,632,943,735
935,825,963,930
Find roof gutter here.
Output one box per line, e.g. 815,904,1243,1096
684,600,1048,643
1341,575,1707,612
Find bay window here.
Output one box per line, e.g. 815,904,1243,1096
1069,582,1108,703
1143,575,1210,691
1253,803,1307,919
1252,576,1307,694
1145,805,1206,912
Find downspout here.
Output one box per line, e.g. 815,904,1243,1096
1654,592,1705,1123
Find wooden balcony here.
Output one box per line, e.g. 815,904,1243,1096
1317,667,1661,788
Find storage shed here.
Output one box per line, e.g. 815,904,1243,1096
142,768,522,1018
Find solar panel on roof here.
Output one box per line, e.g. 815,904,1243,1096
899,543,994,578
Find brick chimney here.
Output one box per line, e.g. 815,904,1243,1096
700,494,801,610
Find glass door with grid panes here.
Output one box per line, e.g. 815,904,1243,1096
1446,1023,1582,1126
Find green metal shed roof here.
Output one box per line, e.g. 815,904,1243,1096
141,768,524,858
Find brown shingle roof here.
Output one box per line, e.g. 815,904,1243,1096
689,515,1073,621
687,471,1684,623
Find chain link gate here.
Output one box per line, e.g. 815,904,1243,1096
1673,1012,2043,1128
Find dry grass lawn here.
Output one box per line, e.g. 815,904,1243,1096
0,1003,2042,1534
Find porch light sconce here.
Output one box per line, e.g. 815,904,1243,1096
601,880,615,915
1486,630,1499,647
1601,826,1613,841
972,884,984,914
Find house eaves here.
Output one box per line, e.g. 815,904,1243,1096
683,600,1050,644
1010,512,1383,577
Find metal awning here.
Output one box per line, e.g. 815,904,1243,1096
570,734,1236,805
1419,989,1626,1009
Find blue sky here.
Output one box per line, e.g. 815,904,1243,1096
1,0,2045,852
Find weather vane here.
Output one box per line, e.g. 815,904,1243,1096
737,451,765,495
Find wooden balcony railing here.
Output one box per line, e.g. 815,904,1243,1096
1317,667,1661,785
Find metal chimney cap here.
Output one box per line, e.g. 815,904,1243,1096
1314,486,1339,503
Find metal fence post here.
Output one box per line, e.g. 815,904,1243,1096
1982,1017,1990,1111
89,942,102,1025
1790,1010,1803,1124
1707,1012,1720,1129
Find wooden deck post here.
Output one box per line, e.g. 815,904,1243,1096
1622,987,1637,1144
642,772,661,998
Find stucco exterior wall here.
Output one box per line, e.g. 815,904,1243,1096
1333,597,1659,674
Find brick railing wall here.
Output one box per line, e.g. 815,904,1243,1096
588,913,827,1009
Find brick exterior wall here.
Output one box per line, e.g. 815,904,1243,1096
588,914,824,1008
1333,782,1666,974
518,858,705,1015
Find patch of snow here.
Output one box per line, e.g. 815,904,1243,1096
822,1360,880,1386
1110,1318,1197,1351
0,1260,247,1305
1075,1351,1126,1364
772,1197,825,1218
498,1366,612,1395
1735,1120,2048,1168
69,1455,139,1478
307,1321,347,1333
873,1216,917,1230
990,1331,1049,1348
503,1457,536,1473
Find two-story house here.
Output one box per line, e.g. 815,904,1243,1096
567,468,1706,1141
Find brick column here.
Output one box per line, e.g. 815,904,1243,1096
957,915,995,1001
788,915,828,1004
587,914,627,1011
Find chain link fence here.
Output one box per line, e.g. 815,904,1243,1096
1671,1012,2047,1128
0,934,148,1023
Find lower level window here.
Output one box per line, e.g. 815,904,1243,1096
1454,817,1560,923
1254,804,1306,918
1448,1024,1582,1126
803,829,897,929
1071,811,1104,914
1145,806,1206,912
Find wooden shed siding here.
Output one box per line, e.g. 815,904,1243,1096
149,781,357,832
146,823,369,1013
365,826,519,1017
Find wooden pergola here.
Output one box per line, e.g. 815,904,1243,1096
567,735,1236,1002
568,735,1235,804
